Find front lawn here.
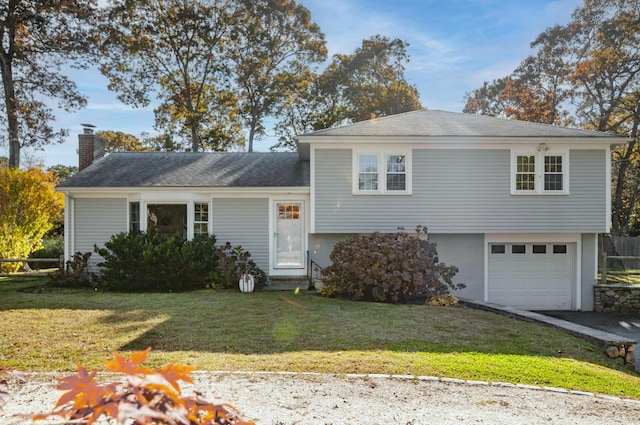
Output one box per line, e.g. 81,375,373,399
1,276,639,399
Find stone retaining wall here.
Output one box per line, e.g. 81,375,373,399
605,343,635,366
594,284,640,314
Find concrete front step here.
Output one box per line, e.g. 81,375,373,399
264,277,311,291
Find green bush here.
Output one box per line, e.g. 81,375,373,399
321,225,463,303
94,232,218,292
213,242,268,290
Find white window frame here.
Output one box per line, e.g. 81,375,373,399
193,202,210,236
353,150,412,195
510,149,569,195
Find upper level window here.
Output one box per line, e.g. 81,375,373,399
354,151,411,194
512,150,568,195
386,155,406,191
544,155,564,191
358,154,379,191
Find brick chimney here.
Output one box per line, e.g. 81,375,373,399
78,124,105,171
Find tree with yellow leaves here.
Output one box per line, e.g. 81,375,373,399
0,167,63,272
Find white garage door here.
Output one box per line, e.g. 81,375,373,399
488,243,575,310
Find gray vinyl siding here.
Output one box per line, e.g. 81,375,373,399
212,198,269,271
74,198,127,269
308,234,356,270
314,148,607,234
429,234,484,301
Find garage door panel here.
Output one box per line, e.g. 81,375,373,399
488,243,574,310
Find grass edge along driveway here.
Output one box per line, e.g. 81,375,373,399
1,276,639,399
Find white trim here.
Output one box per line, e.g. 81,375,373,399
484,233,582,310
64,194,74,262
510,149,570,195
299,137,619,150
576,240,582,310
593,233,599,282
186,202,194,240
352,148,412,195
605,149,612,232
58,187,310,197
310,147,316,233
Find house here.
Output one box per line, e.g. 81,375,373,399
58,110,624,311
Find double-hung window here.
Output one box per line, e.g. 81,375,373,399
512,150,568,194
354,151,411,194
194,202,209,236
358,154,379,191
129,202,141,233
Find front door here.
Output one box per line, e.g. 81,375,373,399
274,201,305,272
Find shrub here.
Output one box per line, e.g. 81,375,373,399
0,167,63,272
47,251,95,288
213,242,268,290
94,232,218,292
28,235,64,269
320,225,463,303
34,348,254,425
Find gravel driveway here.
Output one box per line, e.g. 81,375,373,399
3,372,640,425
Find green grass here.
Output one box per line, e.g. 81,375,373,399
1,276,639,399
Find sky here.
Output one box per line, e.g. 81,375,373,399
12,0,583,168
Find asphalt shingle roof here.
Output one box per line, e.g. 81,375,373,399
58,152,309,188
301,110,620,138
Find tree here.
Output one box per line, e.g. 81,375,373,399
464,25,575,126
101,0,241,152
462,78,508,117
462,0,640,235
273,35,423,150
96,130,152,153
324,36,422,124
566,0,640,235
0,167,64,272
230,0,327,152
48,164,78,182
0,0,99,168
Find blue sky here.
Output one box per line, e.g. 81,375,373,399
18,0,582,167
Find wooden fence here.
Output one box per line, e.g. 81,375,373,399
606,236,640,257
600,254,640,284
0,256,64,272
